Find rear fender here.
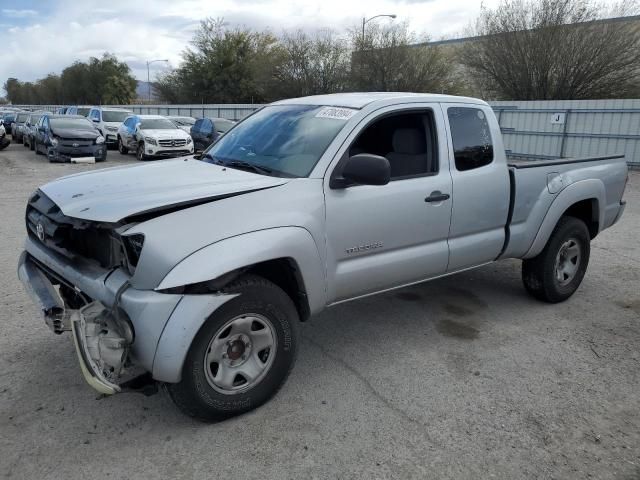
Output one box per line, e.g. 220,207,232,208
523,179,604,259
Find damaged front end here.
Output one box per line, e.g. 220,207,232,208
70,302,133,395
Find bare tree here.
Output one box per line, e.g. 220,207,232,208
459,0,640,99
349,21,462,94
275,29,350,97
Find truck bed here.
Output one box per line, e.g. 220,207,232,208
500,154,628,260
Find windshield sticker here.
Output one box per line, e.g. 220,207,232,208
315,107,357,121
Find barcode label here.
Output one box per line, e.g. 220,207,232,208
315,107,357,120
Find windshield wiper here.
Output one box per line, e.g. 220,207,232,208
223,160,274,176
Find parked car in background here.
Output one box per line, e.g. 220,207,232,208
23,111,49,150
87,107,132,148
66,106,91,117
1,112,17,134
32,114,106,163
12,112,30,143
191,117,236,151
167,116,197,133
117,114,193,160
56,107,70,114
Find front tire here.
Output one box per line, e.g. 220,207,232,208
34,139,42,155
167,274,299,422
29,137,35,151
136,142,147,161
117,136,128,154
522,216,590,303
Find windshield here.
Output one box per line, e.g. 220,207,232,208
140,118,177,130
170,117,195,126
76,107,91,116
103,111,130,122
17,113,29,122
51,118,94,129
215,119,235,133
202,105,352,177
4,114,15,122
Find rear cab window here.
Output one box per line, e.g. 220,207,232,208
447,107,494,171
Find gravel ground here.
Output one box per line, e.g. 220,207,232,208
1,140,639,480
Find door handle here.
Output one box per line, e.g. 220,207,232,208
425,192,450,203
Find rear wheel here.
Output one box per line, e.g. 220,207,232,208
117,136,128,154
522,216,590,303
29,137,35,151
167,274,299,422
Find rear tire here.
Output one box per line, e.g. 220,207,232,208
29,137,35,151
522,216,590,303
167,274,299,422
117,136,128,154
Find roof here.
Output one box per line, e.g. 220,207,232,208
136,114,168,119
273,92,487,109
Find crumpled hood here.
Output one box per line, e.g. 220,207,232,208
40,158,289,223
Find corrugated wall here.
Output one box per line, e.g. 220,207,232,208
491,99,640,166
11,99,640,166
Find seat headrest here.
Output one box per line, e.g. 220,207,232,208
392,128,425,155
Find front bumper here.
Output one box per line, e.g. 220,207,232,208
145,142,194,157
104,133,118,145
47,144,107,163
18,236,235,390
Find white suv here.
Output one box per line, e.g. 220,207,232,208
117,114,193,160
88,107,132,148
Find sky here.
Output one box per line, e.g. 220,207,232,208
0,0,623,88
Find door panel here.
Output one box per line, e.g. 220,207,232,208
324,104,452,303
443,104,510,272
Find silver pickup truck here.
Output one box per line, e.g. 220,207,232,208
17,93,628,421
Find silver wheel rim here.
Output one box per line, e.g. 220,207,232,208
204,313,277,395
555,238,581,286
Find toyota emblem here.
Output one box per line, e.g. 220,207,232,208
36,222,45,241
72,142,79,148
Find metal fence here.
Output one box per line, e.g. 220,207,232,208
10,99,640,166
491,99,640,167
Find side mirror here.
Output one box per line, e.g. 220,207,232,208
331,154,390,189
92,118,99,123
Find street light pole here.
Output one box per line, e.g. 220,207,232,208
146,59,169,103
361,14,397,44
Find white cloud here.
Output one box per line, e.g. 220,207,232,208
1,9,38,18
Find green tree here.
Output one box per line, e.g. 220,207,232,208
156,18,284,103
5,52,137,105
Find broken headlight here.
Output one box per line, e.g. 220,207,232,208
122,234,145,268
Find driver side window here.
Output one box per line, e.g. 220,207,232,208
348,111,438,179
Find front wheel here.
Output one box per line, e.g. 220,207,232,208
117,136,128,154
136,143,148,161
167,274,299,421
522,216,591,303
